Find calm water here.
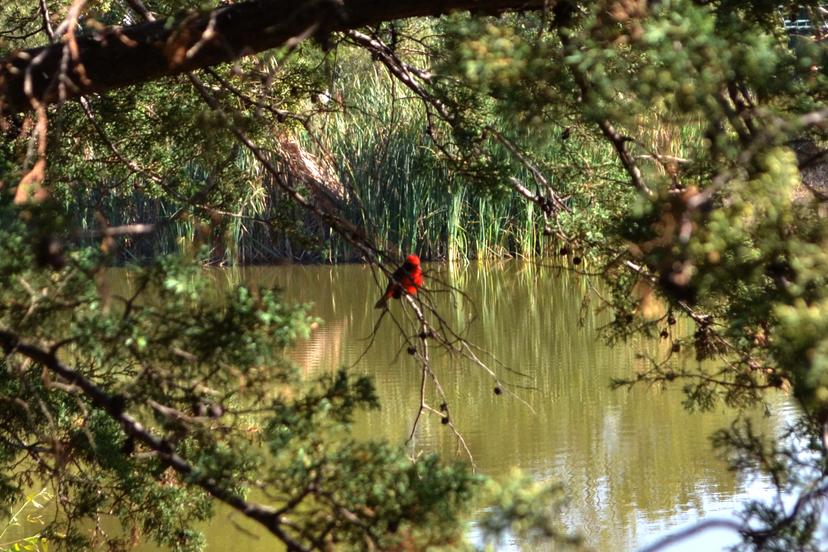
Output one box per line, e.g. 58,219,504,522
34,262,781,551
168,262,793,552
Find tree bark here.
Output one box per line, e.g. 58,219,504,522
0,0,548,113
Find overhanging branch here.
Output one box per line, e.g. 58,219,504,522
0,0,549,113
0,329,309,551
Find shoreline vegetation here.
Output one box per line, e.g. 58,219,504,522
63,49,827,267
63,45,589,266
1,2,827,551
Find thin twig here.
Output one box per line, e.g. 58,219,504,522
638,518,743,552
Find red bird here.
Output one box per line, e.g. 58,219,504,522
374,254,423,309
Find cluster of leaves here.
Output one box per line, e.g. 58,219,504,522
0,188,571,550
431,0,828,546
0,197,376,548
2,0,828,549
0,2,587,548
435,1,826,391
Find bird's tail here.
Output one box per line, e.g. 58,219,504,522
374,292,391,309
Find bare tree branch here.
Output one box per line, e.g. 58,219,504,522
37,0,54,41
638,518,743,552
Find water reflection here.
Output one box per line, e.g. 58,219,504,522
174,263,789,550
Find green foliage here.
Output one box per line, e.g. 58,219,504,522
310,46,556,260
0,195,566,550
436,2,827,546
2,0,828,549
711,417,827,551
477,471,580,549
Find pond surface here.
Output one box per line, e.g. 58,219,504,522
157,262,793,551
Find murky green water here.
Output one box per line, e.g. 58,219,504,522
0,265,797,551
173,262,792,551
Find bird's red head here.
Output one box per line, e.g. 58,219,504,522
406,254,421,266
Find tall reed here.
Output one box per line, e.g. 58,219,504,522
63,46,687,264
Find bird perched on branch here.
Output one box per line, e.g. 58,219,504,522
374,254,423,309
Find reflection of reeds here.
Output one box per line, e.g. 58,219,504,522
244,262,787,551
104,262,790,551
290,318,346,377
